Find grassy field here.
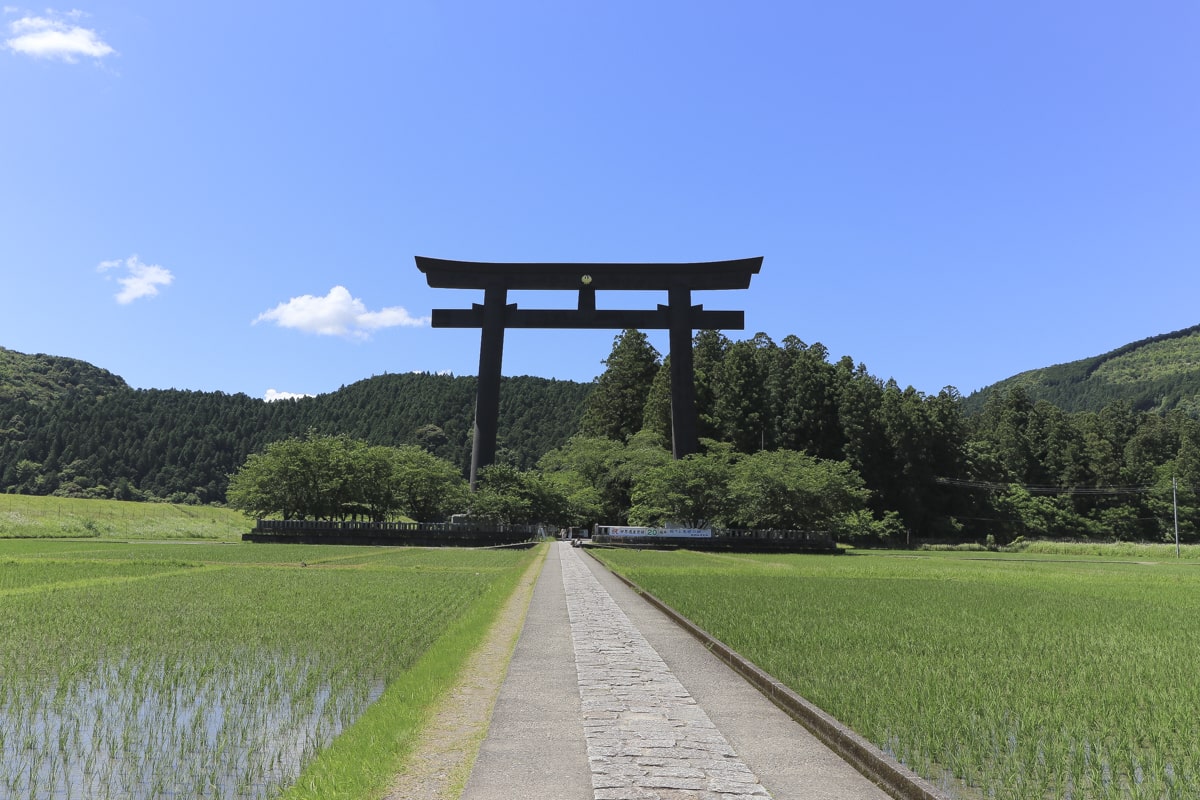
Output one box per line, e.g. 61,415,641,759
592,547,1200,800
0,537,540,799
0,493,250,540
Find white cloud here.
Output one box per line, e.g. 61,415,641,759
97,254,174,304
4,10,115,62
254,286,430,339
263,389,315,402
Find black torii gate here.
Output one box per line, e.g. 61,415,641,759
415,256,762,488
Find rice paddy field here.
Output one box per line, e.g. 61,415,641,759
0,537,539,799
592,547,1200,800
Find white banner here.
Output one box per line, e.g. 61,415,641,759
602,526,712,539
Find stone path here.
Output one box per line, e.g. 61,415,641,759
561,544,772,799
460,542,892,800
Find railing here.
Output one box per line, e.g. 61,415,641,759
245,519,546,546
252,519,545,535
589,527,836,551
247,520,837,551
713,528,835,545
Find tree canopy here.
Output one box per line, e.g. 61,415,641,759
625,444,870,532
579,330,661,442
226,432,467,522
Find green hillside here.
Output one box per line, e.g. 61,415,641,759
0,492,248,539
963,324,1200,415
6,334,1200,545
0,346,129,405
0,352,592,502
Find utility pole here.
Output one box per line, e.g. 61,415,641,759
1174,476,1181,558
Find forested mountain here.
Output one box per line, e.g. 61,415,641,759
7,327,1200,545
566,330,1200,543
0,346,128,406
963,324,1200,416
0,352,591,503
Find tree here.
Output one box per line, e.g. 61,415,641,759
413,424,448,452
970,387,1040,484
726,449,869,531
390,445,468,521
628,444,735,528
579,330,661,442
712,333,773,453
538,432,671,525
994,485,1089,542
874,382,970,537
538,435,627,524
467,465,532,525
226,433,465,522
641,357,672,443
467,464,573,526
227,435,319,520
540,468,605,528
692,329,731,441
773,336,844,460
354,444,403,521
836,360,891,509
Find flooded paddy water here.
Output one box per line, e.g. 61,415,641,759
0,655,383,799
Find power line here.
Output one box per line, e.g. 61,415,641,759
934,477,1152,495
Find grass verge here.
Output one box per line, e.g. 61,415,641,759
0,493,249,540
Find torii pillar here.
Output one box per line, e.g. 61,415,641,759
415,257,762,488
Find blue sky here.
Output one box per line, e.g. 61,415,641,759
3,2,1197,401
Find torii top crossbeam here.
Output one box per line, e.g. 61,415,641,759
415,256,761,291
415,256,763,489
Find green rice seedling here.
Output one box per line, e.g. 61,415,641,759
0,539,537,799
593,548,1200,800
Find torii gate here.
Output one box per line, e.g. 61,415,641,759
415,257,762,488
